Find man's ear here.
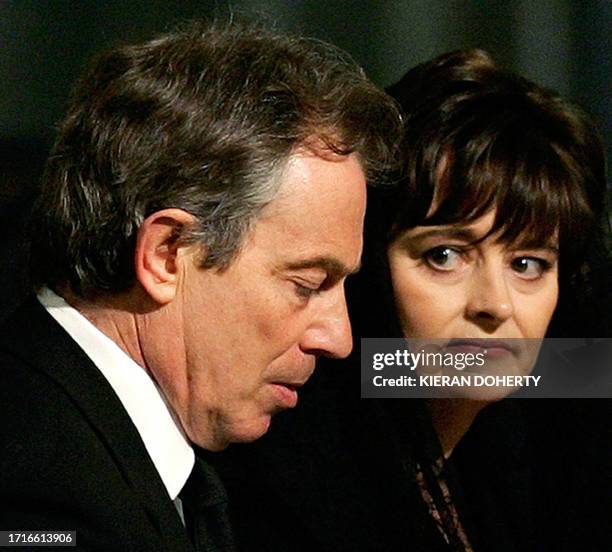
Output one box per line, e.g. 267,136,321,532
134,209,198,305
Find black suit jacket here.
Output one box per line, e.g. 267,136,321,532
0,297,195,551
213,360,612,552
213,363,450,552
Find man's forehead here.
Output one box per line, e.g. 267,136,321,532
265,149,364,208
239,148,365,275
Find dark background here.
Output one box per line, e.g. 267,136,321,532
1,0,610,320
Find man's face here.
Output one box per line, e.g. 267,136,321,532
151,149,366,450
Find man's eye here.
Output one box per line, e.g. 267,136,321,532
511,257,552,280
293,282,321,299
423,246,463,271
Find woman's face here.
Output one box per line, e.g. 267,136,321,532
387,210,559,341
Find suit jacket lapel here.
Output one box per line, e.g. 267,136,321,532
3,297,194,551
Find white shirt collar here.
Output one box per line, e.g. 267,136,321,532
38,288,194,500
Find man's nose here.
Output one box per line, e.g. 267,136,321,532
300,287,353,359
465,262,514,329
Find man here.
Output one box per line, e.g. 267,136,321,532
0,21,400,551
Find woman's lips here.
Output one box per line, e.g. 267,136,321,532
445,338,518,358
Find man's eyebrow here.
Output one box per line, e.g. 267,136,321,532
284,256,361,278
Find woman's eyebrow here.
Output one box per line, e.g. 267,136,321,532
510,242,560,255
399,227,479,243
400,228,560,255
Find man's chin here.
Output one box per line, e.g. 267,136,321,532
198,414,273,451
229,414,273,444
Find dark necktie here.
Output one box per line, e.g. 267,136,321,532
179,457,237,552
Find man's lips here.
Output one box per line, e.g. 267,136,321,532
267,360,316,409
269,381,302,408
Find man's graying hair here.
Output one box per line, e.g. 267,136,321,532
30,20,402,297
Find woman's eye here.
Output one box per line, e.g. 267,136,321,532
511,257,551,280
423,246,463,271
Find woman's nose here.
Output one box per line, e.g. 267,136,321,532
464,262,514,329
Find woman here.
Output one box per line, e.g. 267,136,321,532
353,47,609,550
364,45,608,442
213,49,609,551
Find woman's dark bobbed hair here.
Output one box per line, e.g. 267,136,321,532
355,49,609,338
